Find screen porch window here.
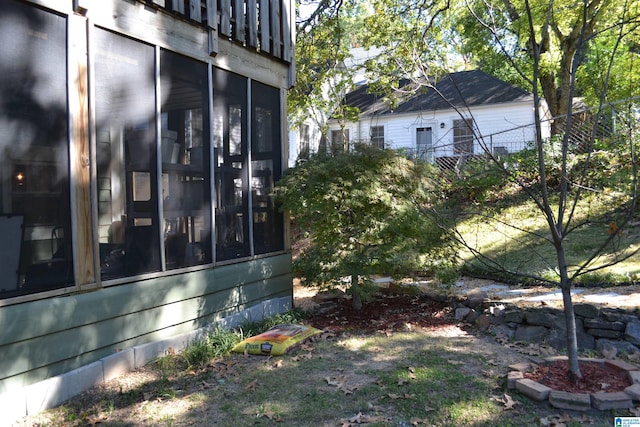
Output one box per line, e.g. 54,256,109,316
0,0,73,297
213,68,251,261
251,81,284,255
453,118,474,156
95,28,161,279
160,50,212,270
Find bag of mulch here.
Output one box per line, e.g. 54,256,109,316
232,324,322,356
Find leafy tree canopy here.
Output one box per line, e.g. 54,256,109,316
292,0,640,134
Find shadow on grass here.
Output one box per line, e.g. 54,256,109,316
28,330,621,426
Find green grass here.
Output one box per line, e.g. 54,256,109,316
21,323,625,426
456,190,640,285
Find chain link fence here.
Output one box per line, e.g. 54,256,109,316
401,101,639,170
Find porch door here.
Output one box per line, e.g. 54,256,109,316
416,127,433,162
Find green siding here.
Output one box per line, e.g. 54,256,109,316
0,254,292,393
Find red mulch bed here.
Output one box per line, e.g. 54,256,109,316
304,293,456,334
524,360,632,393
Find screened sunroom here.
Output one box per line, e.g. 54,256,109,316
0,0,294,419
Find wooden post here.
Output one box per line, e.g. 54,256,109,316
247,0,257,48
189,0,201,22
259,0,270,53
282,0,291,62
220,0,231,37
233,0,245,43
171,0,185,14
206,0,219,55
271,0,281,58
69,15,96,287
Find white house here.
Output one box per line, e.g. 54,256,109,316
325,70,551,165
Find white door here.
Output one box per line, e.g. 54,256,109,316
416,127,433,162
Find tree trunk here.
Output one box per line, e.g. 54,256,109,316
351,274,362,311
560,281,582,381
557,245,582,380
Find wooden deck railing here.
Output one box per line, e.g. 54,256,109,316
137,0,294,63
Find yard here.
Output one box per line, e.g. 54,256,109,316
15,281,631,427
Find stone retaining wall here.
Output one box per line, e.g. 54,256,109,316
456,294,640,355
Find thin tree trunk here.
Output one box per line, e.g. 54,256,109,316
351,274,362,311
560,283,582,381
557,247,582,380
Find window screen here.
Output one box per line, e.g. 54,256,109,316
0,0,72,297
160,50,212,269
251,81,283,255
212,68,250,261
94,28,161,279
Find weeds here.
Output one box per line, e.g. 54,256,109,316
182,326,241,369
180,310,305,370
237,309,306,339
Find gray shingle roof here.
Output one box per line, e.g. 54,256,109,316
343,70,532,117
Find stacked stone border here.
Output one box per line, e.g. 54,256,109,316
455,289,640,357
507,357,640,410
452,287,640,410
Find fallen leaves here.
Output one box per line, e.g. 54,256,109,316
244,379,258,392
291,352,314,362
386,392,415,400
540,413,593,426
398,367,417,385
629,406,640,416
325,375,358,395
242,407,284,422
87,414,108,425
340,412,390,426
492,393,520,410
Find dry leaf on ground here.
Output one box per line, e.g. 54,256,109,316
387,393,415,400
540,413,572,426
493,393,519,410
88,414,107,425
245,379,258,391
340,412,389,425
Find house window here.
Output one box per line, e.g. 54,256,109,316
453,118,474,155
331,129,349,153
0,1,73,298
299,124,310,158
95,28,161,279
251,81,284,255
371,126,384,149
